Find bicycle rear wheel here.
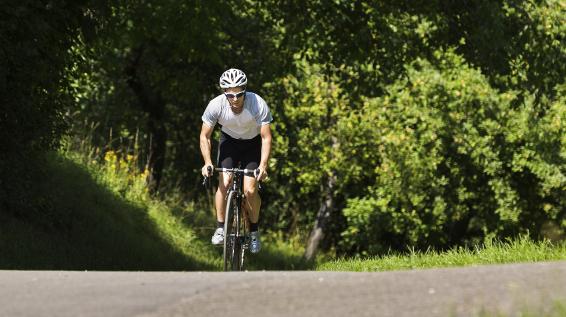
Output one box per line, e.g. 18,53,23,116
223,191,241,271
238,209,249,270
231,203,243,271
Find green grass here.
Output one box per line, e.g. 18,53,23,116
0,150,307,271
0,151,220,270
2,150,564,272
246,231,312,270
317,236,566,271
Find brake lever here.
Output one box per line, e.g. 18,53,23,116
202,166,212,189
254,168,263,191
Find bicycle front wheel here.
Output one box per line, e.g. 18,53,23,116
223,191,240,271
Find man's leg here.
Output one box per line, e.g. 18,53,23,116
212,131,235,245
244,176,261,253
212,172,231,245
216,172,233,222
243,176,260,222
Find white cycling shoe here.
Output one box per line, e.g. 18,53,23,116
249,231,261,253
211,228,224,245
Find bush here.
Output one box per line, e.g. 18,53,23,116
339,50,565,255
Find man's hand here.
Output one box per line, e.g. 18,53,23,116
256,165,268,181
202,164,213,177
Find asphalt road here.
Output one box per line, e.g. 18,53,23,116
1,261,566,317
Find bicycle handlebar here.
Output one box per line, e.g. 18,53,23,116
201,166,262,189
214,167,259,177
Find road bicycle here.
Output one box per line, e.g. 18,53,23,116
203,166,259,271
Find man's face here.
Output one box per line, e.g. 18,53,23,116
224,87,246,114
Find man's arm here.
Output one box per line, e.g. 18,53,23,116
200,123,214,176
258,124,272,180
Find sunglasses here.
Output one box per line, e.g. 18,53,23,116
224,90,246,100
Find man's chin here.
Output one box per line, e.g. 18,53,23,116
230,106,244,114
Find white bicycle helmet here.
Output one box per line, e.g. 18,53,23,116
219,68,248,88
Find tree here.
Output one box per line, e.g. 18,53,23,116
339,50,565,255
68,0,289,194
1,0,104,216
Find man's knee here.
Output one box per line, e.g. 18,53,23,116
245,186,258,199
217,174,231,191
216,183,229,196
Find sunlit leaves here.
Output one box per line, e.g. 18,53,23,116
338,49,565,255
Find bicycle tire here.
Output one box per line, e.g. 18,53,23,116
223,191,237,271
238,208,248,270
231,199,243,271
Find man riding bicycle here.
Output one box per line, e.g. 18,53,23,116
200,68,272,253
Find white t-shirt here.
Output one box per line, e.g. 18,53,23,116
201,92,273,139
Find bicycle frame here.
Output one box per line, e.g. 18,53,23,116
216,167,256,271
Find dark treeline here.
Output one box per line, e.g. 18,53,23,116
2,0,564,259
1,0,101,226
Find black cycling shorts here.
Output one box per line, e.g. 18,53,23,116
217,131,261,170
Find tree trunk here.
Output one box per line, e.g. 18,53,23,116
303,171,337,262
125,46,167,194
145,116,166,193
304,136,339,261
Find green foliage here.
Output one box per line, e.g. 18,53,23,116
500,0,565,98
0,0,104,218
262,60,353,243
65,0,290,193
4,0,564,261
274,61,345,192
247,1,566,256
338,50,565,255
66,0,226,191
1,1,80,155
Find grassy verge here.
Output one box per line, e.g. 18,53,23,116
317,236,566,271
0,151,220,270
246,231,312,270
0,150,308,271
3,150,563,272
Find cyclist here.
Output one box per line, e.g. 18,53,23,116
199,68,272,254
